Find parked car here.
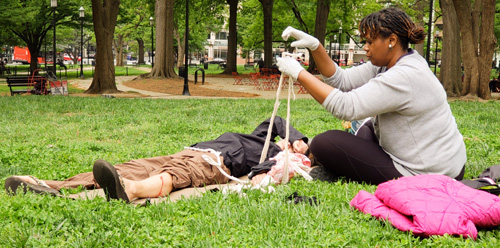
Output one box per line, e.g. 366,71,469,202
208,58,226,64
126,59,138,65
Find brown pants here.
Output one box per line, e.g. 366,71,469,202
45,149,230,191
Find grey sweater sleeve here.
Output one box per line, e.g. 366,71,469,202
321,61,411,121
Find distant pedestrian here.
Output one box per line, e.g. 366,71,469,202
57,59,67,70
257,58,264,73
0,59,10,75
489,75,500,93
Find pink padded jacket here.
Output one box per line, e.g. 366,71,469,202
350,174,500,239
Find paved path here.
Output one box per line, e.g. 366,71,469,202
70,69,314,99
71,75,181,98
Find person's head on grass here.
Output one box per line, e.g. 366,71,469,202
276,138,308,154
276,138,321,167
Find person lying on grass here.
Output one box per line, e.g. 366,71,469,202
5,116,310,203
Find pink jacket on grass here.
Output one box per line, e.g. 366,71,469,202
350,174,500,239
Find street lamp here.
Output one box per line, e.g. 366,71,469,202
149,17,154,68
329,35,333,61
87,40,90,66
182,0,190,96
426,0,434,64
334,34,337,63
51,0,57,75
79,7,84,78
434,30,440,74
44,36,47,69
338,27,342,66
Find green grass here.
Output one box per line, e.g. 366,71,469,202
0,65,147,79
55,66,146,79
0,97,499,246
172,64,260,76
0,85,10,94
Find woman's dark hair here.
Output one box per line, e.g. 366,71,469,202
359,7,426,50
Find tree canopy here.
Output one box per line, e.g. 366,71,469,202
1,0,499,98
0,0,87,72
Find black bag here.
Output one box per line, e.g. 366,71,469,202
460,165,500,195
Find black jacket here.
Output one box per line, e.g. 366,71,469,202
191,116,308,178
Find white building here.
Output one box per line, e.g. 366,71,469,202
203,30,367,66
206,31,228,61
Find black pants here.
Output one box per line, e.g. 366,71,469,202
310,121,464,184
310,122,401,185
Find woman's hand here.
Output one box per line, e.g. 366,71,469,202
251,173,268,186
275,139,292,152
276,57,304,81
292,139,309,155
282,26,320,51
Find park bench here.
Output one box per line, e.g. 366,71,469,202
6,76,48,96
188,63,199,68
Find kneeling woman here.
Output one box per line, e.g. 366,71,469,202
277,8,466,184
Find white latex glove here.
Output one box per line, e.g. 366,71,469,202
281,26,320,51
276,57,305,81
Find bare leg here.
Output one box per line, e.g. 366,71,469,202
10,175,53,188
122,173,174,199
5,175,59,196
11,176,38,184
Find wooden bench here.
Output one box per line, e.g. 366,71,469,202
6,76,48,96
188,64,199,68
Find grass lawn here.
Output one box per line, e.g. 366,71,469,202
0,65,147,80
0,96,499,246
172,64,261,75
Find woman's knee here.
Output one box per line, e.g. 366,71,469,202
310,130,346,159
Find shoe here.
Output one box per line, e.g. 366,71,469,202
4,176,60,196
287,191,319,206
308,166,339,183
93,159,130,203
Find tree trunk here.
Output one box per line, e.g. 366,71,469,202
259,0,274,68
114,34,124,67
439,0,462,96
139,0,176,79
176,31,185,68
453,0,496,99
164,0,176,77
414,0,426,55
477,0,497,98
308,0,330,73
27,42,41,75
72,46,80,65
137,38,145,65
222,0,238,75
86,0,121,94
